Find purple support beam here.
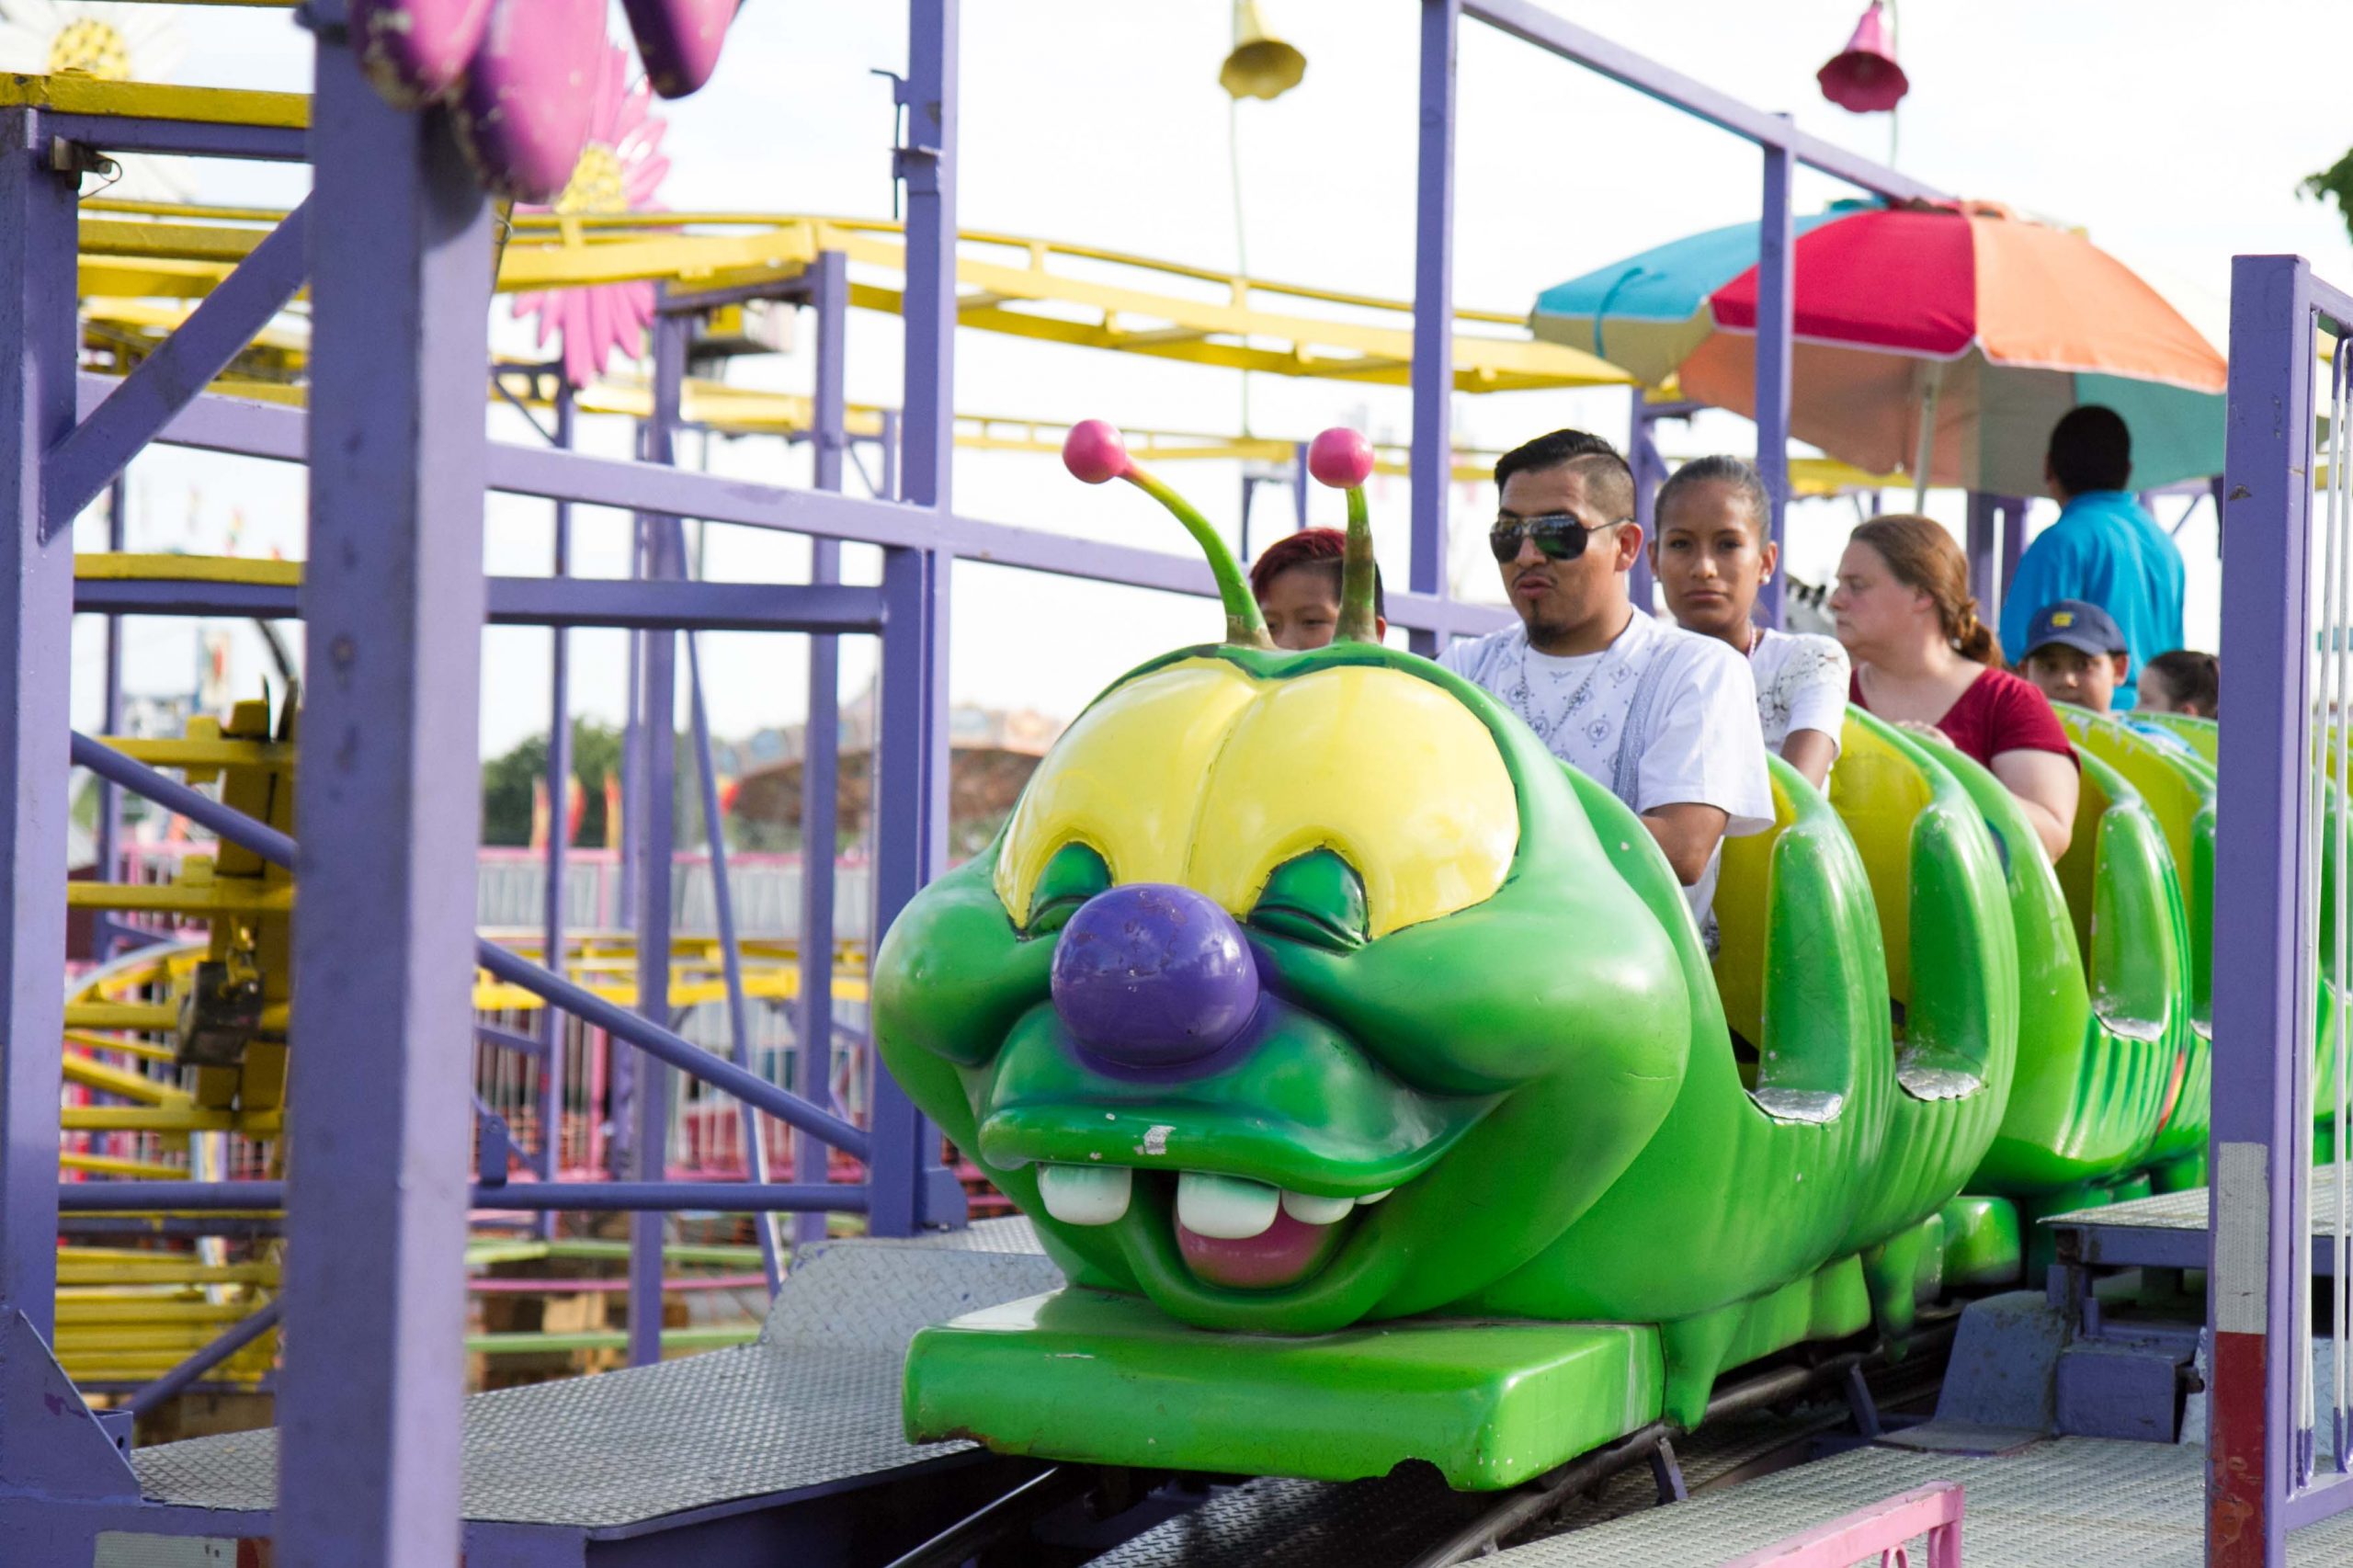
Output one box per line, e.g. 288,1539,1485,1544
95,474,127,966
74,573,888,632
1964,491,1997,609
0,97,81,1439
126,1299,281,1420
279,14,491,1564
67,733,875,1160
82,371,1506,639
799,251,848,1249
44,199,310,530
1626,389,1661,615
1408,0,1460,659
537,381,574,1233
56,1181,865,1214
1998,494,2029,609
1753,129,1793,631
1462,1,1948,203
2208,252,2328,1568
629,314,688,1366
684,635,785,1293
868,0,966,1239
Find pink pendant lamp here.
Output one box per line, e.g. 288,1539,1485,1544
1817,1,1909,114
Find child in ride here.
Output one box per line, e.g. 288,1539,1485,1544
2018,600,2130,716
1649,456,1849,791
1249,528,1387,651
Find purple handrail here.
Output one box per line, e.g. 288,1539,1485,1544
67,732,871,1164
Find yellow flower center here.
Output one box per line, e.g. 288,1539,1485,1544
48,19,131,81
553,142,627,217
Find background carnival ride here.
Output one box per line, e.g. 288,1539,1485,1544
0,4,2346,1567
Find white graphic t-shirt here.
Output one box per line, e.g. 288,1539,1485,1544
1438,609,1775,929
1747,627,1851,760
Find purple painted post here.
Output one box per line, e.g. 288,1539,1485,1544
0,91,80,1394
95,474,127,964
1963,491,1997,609
536,378,573,1226
1626,389,1660,614
1407,0,1460,659
280,11,492,1562
684,636,783,1292
628,313,687,1366
1998,494,2028,609
869,0,963,1238
1753,124,1794,631
797,251,847,1249
2208,252,2323,1568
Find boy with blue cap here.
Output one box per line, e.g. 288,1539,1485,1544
2018,599,2130,716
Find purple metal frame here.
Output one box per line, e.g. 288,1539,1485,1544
278,16,490,1559
800,250,850,1249
1437,3,1947,634
0,2,2032,1554
628,312,687,1366
866,0,965,1240
538,378,574,1235
2210,253,2353,1564
0,74,96,1506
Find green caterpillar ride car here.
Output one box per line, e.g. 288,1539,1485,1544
873,423,2221,1492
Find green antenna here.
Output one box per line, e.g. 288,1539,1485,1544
1063,420,1274,649
1308,427,1381,642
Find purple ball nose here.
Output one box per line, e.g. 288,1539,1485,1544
1050,883,1260,1072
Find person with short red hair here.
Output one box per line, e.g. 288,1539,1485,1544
1248,528,1387,650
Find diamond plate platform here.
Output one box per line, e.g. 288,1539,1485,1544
1487,1437,2353,1566
2046,1180,2349,1271
131,1221,1061,1529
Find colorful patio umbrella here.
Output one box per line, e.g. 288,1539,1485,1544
1530,200,2226,498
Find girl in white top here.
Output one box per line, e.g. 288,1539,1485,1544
1649,456,1851,791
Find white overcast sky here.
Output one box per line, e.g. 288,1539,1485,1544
66,1,2353,755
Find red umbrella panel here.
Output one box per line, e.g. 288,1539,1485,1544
1684,204,2225,496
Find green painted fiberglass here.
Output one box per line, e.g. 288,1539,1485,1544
875,656,2248,1488
873,442,2245,1492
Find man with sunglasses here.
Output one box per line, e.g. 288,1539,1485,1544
1438,430,1773,934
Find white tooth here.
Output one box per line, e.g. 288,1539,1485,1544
1177,1172,1279,1239
1037,1164,1132,1226
1280,1189,1353,1226
1355,1188,1393,1207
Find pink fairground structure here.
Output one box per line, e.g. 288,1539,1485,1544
1720,1483,1964,1568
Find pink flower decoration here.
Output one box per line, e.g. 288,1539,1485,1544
508,44,673,389
1062,420,1131,484
352,0,492,106
622,0,741,98
1307,427,1377,489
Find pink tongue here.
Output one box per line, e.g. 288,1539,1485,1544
1176,1205,1346,1290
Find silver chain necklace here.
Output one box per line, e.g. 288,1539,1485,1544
1510,619,1637,742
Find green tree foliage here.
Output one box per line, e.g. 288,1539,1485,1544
480,720,623,847
2302,149,2353,243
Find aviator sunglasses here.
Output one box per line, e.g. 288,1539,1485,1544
1487,512,1631,564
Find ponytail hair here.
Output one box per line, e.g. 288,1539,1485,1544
2144,649,2220,716
1849,516,2005,666
1656,455,1772,542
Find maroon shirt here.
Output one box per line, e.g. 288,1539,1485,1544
1848,665,2076,771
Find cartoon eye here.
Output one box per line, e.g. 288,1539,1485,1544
1248,848,1370,952
1027,842,1112,937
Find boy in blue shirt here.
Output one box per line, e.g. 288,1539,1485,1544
1997,406,2187,710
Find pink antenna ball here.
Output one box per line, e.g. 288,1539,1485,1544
1063,419,1132,484
1308,427,1377,489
